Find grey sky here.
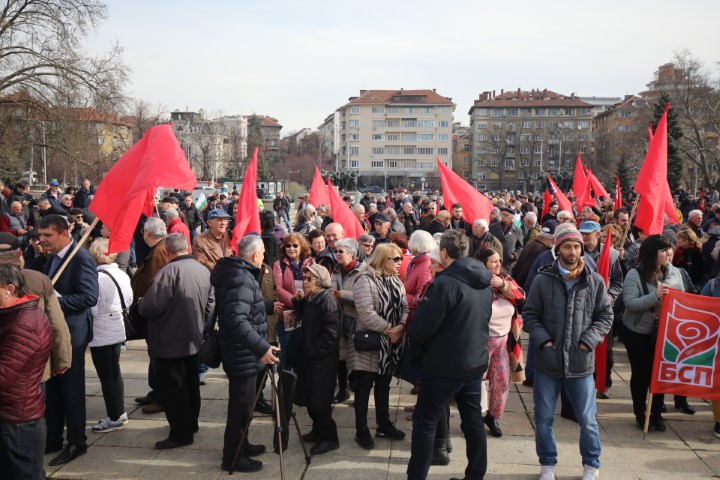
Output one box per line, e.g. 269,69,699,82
92,0,720,132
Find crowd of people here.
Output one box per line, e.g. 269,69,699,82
1,177,720,480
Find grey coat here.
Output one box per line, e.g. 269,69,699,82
349,268,408,373
337,260,364,361
139,255,215,359
622,264,685,335
522,261,613,378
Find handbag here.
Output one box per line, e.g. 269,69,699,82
99,269,146,340
198,313,221,368
353,330,382,351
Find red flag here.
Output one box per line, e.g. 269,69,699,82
648,123,654,142
663,184,679,225
546,174,573,213
541,189,552,220
89,124,196,254
436,159,493,223
326,178,364,239
650,289,720,400
309,166,330,207
231,147,261,252
594,229,613,392
587,169,610,200
572,153,589,205
614,177,622,210
634,103,669,235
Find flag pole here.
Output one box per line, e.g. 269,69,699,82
642,390,653,439
620,194,641,249
51,217,100,286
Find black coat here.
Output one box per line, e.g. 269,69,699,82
292,288,341,410
211,256,271,379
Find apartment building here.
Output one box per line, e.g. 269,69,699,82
452,122,472,179
469,89,593,192
331,89,455,190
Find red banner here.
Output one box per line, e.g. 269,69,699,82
650,289,720,400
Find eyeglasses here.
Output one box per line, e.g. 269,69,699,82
362,243,374,248
302,276,315,282
286,244,300,248
387,256,403,263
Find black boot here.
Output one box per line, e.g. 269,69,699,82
484,413,503,437
431,436,450,466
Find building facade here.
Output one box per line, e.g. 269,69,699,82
452,122,471,179
469,89,594,192
329,89,455,190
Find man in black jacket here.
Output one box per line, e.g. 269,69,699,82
211,235,280,472
489,206,524,270
407,230,502,480
181,194,203,239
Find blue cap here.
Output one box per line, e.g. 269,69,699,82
578,221,601,233
49,179,60,187
207,209,231,220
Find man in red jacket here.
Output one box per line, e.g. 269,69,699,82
0,264,52,479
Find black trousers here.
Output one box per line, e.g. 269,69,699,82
0,420,40,480
156,354,200,442
624,329,664,417
223,375,257,463
35,384,46,480
45,345,87,448
307,407,338,442
352,371,392,431
90,343,125,421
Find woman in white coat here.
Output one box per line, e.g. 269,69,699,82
88,237,134,433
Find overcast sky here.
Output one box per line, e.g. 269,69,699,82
92,0,720,133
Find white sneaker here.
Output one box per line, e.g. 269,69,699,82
539,465,556,480
96,412,128,425
199,372,207,385
92,416,126,433
582,465,600,480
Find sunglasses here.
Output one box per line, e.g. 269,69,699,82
302,276,315,282
362,243,374,248
286,244,300,248
388,256,403,263
336,249,348,254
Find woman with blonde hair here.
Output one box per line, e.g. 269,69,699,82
350,242,408,449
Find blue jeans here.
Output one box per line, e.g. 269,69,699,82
277,210,291,230
0,420,41,480
276,321,291,366
534,371,600,469
525,336,536,381
407,373,487,480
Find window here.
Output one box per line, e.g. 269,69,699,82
490,159,500,166
350,160,359,168
492,109,503,117
463,170,470,178
417,147,434,155
504,160,515,170
371,147,384,155
534,160,542,167
350,147,359,155
492,148,500,154
349,120,359,128
477,108,487,115
521,159,529,167
522,108,531,117
403,107,415,114
388,160,398,168
417,161,433,169
372,106,385,114
507,146,515,154
506,123,516,131
404,160,416,168
535,134,544,141
463,157,470,165
350,106,359,114
492,134,501,141
387,134,399,141
564,121,574,129
563,134,573,141
477,134,488,141
536,121,545,128
579,108,591,115
419,107,434,114
418,134,434,141
477,121,488,129
492,122,502,129
372,133,383,141
439,120,449,128
506,108,517,117
438,147,448,155
386,146,399,154
478,147,488,154
349,133,359,141
534,146,543,154
403,146,415,155
402,133,417,141
522,121,532,129
438,107,448,114
372,120,385,128
550,121,560,130
477,173,486,180
387,107,400,113
535,108,546,116
520,147,530,154
418,120,435,128
618,125,628,132
506,134,516,144
403,118,417,127
520,134,531,142
371,161,384,169
563,108,574,116
386,119,399,128
578,120,590,128
578,134,589,141
438,134,449,141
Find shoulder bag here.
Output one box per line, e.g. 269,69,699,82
99,269,146,340
198,313,221,368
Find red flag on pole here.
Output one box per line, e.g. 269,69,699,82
650,289,720,400
614,177,622,210
594,229,613,392
436,158,493,223
326,178,364,239
89,124,197,254
309,166,330,207
587,169,610,200
572,153,589,204
546,174,573,213
634,103,670,235
541,189,552,220
231,147,261,252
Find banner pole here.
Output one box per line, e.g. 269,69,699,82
642,391,653,439
620,194,641,249
51,217,100,286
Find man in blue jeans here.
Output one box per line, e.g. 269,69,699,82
407,230,502,480
522,226,613,480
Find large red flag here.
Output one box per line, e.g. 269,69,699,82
587,169,610,200
614,177,622,210
436,159,493,223
634,103,669,235
309,166,330,207
572,153,588,201
663,184,679,225
594,229,613,392
541,189,552,220
326,178,364,239
231,147,261,252
650,289,720,400
546,174,573,213
89,124,197,254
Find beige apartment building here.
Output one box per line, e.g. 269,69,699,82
330,89,455,190
469,89,594,192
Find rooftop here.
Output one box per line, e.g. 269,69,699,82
346,89,454,106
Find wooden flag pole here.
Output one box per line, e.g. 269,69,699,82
620,194,641,249
51,217,100,286
642,390,653,439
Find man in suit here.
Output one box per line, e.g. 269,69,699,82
39,214,99,466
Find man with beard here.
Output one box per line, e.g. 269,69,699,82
489,207,523,270
522,225,613,480
449,203,472,237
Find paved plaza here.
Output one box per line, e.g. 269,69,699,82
45,340,720,480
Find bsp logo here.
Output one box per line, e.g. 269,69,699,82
658,299,719,388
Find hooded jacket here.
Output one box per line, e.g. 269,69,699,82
408,256,493,379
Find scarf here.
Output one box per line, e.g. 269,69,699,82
375,274,405,375
288,259,304,280
341,259,358,276
563,256,585,280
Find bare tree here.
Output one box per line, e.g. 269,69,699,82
127,98,166,141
